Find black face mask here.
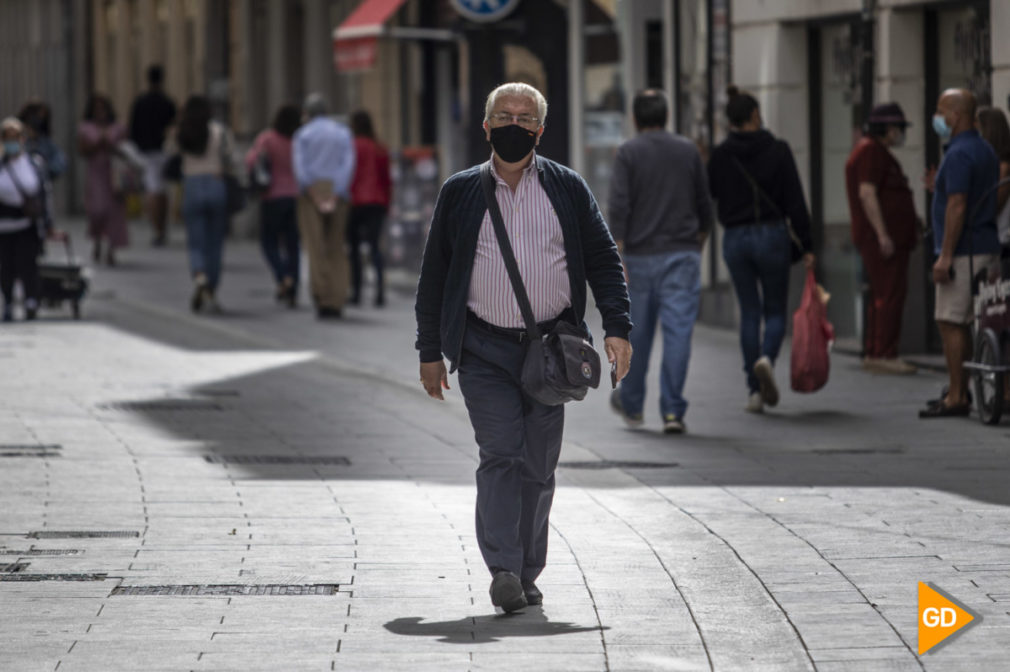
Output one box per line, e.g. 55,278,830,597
489,124,537,163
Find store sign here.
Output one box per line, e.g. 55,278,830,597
450,0,520,23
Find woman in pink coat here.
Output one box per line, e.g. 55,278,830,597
78,94,128,266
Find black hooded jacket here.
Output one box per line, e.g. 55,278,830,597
707,129,813,252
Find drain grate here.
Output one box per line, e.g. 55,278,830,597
27,531,139,539
0,549,80,556
812,447,906,455
204,455,351,466
0,573,107,582
0,562,29,573
96,400,223,412
111,584,340,596
0,444,61,458
559,460,679,470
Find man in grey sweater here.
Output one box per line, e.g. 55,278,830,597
607,89,713,434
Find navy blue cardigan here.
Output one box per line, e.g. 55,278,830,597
415,156,632,371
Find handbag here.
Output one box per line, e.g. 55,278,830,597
3,160,45,220
479,162,602,406
790,268,834,392
248,151,272,195
217,126,245,216
731,156,805,263
162,153,182,182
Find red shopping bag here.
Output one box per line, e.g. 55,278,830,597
790,269,834,393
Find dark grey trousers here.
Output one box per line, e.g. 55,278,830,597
458,323,564,582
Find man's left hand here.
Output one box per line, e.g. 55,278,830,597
604,337,632,383
932,255,953,284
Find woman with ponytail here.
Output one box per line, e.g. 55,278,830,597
707,86,815,414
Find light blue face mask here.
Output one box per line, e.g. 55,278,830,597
2,141,21,157
932,114,952,141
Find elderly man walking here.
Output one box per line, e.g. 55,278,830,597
292,93,355,319
415,83,632,613
607,89,712,434
919,88,1000,418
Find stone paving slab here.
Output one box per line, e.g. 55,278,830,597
4,221,1010,670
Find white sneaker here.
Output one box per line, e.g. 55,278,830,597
754,356,779,407
745,392,764,414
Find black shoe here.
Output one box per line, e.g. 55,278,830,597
191,277,208,313
317,307,342,320
374,292,385,308
489,571,526,613
2,306,11,323
522,581,543,606
918,402,971,419
151,234,167,247
927,386,972,407
349,293,361,306
24,301,37,321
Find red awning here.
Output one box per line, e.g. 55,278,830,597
333,0,408,72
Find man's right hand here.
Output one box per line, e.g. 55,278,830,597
878,233,895,259
420,360,449,400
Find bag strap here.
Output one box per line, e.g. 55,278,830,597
731,155,804,253
479,162,542,341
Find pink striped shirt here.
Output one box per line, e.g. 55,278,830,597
467,156,571,328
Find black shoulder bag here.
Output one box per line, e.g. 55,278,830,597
479,162,601,406
731,156,805,263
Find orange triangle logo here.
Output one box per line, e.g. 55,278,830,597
918,582,979,655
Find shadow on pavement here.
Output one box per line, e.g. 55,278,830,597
384,608,607,644
76,281,1010,510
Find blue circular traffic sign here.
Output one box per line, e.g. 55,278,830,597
450,0,521,23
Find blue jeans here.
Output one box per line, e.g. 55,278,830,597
721,223,792,393
260,197,300,290
619,250,701,419
182,175,228,291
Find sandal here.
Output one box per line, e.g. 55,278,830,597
918,403,971,419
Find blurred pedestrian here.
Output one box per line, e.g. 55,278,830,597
920,89,1000,419
707,86,815,413
415,82,632,613
348,109,391,308
292,93,355,319
246,103,301,307
607,89,712,434
173,95,233,314
128,65,177,246
78,94,128,266
0,117,59,322
975,106,1010,246
844,103,919,375
18,100,67,181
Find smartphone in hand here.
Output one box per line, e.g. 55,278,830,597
610,361,617,389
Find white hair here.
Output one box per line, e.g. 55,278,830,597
484,82,547,125
0,116,25,138
303,92,329,118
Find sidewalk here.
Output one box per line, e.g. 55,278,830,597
2,219,1009,671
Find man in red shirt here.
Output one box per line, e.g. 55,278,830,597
845,103,919,374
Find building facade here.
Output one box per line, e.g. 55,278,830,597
728,0,1001,353
29,0,1010,354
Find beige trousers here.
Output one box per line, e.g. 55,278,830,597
297,181,350,310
